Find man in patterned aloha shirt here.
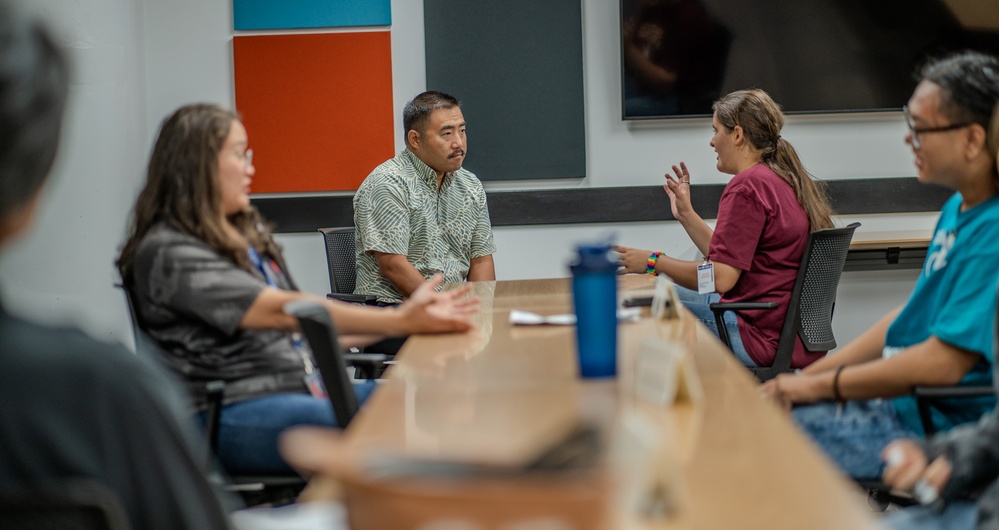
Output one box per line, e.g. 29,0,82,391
354,91,496,305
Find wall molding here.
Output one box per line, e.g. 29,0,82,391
252,177,951,233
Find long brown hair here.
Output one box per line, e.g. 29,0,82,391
713,89,834,230
117,104,285,285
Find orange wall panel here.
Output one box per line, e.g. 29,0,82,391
234,32,394,193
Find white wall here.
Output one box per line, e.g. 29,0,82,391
0,0,932,350
0,0,147,346
274,0,931,348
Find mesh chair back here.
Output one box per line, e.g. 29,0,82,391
319,227,358,295
795,222,860,351
284,299,359,428
756,222,859,379
0,479,131,530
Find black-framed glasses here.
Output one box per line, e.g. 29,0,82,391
902,106,973,150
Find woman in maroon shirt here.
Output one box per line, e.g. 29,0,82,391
617,89,835,368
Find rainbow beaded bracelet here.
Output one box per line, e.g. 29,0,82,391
646,251,663,278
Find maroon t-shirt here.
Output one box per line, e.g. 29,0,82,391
708,163,825,368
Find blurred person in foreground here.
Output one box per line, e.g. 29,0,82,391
878,102,999,530
763,51,999,481
0,2,232,528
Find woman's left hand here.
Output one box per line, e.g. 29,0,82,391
398,274,480,334
613,245,655,275
761,372,826,409
663,162,695,221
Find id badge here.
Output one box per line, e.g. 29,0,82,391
696,262,715,294
304,372,328,399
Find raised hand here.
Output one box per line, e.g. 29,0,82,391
663,162,695,221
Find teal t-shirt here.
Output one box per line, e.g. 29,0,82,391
886,193,999,435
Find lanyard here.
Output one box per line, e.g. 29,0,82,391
247,247,315,374
247,246,277,287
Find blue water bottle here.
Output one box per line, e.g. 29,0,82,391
569,243,618,378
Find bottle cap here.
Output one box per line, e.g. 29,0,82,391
570,243,617,273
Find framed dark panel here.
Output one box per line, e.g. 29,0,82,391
423,0,586,181
253,177,952,233
621,0,999,120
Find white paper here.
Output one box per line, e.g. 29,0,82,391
231,501,348,530
509,308,642,326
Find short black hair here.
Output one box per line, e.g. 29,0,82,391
919,51,999,128
0,0,69,219
402,90,460,136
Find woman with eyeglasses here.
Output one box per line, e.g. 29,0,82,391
117,104,478,474
616,88,835,370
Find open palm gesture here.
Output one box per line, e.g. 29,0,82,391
663,162,695,220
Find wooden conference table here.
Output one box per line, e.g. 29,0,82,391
340,276,881,529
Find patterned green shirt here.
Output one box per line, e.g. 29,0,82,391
353,149,496,303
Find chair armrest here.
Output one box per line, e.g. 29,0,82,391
708,302,779,313
327,293,379,305
706,302,779,350
343,352,391,380
913,384,995,436
203,380,226,462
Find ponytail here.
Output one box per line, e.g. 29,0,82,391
764,137,834,230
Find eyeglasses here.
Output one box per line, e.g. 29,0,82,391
240,149,254,169
902,106,973,150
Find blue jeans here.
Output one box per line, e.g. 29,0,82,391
792,399,918,480
674,285,754,367
205,381,377,474
883,501,978,530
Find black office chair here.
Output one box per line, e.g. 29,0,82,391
710,222,860,381
318,226,406,360
285,299,371,428
116,283,305,506
0,479,131,530
318,226,377,305
912,385,995,436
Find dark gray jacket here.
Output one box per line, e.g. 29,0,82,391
922,362,999,528
0,298,234,529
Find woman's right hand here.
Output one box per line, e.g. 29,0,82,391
881,440,952,495
664,162,695,221
613,245,654,275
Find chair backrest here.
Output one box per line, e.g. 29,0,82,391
284,299,359,428
115,283,159,359
0,479,131,530
756,222,860,380
116,285,305,500
318,227,358,295
116,283,221,465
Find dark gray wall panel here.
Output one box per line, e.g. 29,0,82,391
253,177,952,233
422,0,585,181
